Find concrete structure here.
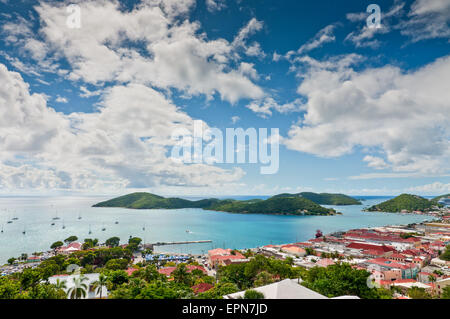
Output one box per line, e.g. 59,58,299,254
223,279,359,299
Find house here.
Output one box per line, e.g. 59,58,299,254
223,279,359,299
191,283,214,294
280,245,306,256
316,258,335,268
208,248,248,269
57,242,83,255
158,265,207,277
434,277,450,297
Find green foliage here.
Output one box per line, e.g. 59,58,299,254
441,286,450,299
50,241,64,250
272,192,361,205
105,258,129,270
209,196,334,215
217,255,300,290
105,237,120,247
197,283,239,299
301,263,392,299
7,258,16,265
367,194,434,212
439,246,450,261
408,287,432,299
64,236,78,244
93,192,335,215
244,289,265,299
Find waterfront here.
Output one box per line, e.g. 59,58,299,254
0,195,433,264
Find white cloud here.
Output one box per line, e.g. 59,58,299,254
284,54,450,175
363,155,389,170
246,97,303,118
231,116,240,124
205,0,226,12
406,182,450,194
28,0,263,103
55,96,68,103
296,25,336,54
399,0,450,42
0,63,245,191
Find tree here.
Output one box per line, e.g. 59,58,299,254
441,286,450,299
54,279,67,290
67,276,89,299
408,287,431,299
105,237,121,248
244,289,265,299
7,258,16,265
105,258,129,270
50,241,64,254
172,264,193,286
64,236,78,244
92,274,108,299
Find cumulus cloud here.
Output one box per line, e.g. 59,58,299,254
0,63,244,191
406,182,450,194
28,0,263,103
284,54,450,175
363,155,389,170
205,0,226,12
246,97,303,118
399,0,450,42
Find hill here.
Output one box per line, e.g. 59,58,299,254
271,192,361,205
432,194,450,203
366,194,436,213
93,193,336,216
93,193,222,209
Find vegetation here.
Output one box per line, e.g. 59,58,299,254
243,289,265,299
300,263,391,299
272,192,361,205
432,193,450,203
439,245,450,261
93,192,336,216
366,194,436,213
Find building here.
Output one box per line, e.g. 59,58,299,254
208,248,248,268
158,265,207,277
280,245,306,257
223,279,359,299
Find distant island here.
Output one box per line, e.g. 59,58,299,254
366,194,442,213
93,192,340,216
432,193,450,204
271,192,362,205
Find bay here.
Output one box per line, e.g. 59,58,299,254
0,195,432,264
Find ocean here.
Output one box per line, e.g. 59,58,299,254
0,195,433,264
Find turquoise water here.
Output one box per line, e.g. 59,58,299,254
0,196,432,264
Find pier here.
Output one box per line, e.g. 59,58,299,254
143,240,212,251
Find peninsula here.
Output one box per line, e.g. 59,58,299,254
93,192,338,216
366,193,441,213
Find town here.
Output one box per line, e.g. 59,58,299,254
1,209,449,299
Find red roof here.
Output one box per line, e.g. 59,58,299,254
126,268,138,276
158,265,207,276
191,283,214,294
347,242,395,253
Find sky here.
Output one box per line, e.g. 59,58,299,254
0,0,449,197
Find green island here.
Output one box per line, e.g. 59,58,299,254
432,194,450,203
366,194,441,213
93,192,339,216
271,192,362,205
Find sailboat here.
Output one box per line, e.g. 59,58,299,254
115,220,119,224
88,224,92,234
52,210,60,220
1,225,4,233
101,223,106,231
62,220,66,230
22,226,26,235
142,224,146,231
77,212,82,220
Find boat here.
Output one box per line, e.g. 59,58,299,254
62,221,66,229
12,217,18,221
186,230,191,233
88,224,92,234
22,227,26,235
52,210,60,220
115,221,119,224
51,222,55,226
142,224,146,231
77,212,82,220
102,224,106,231
7,220,12,224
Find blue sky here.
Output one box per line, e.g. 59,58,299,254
0,0,449,196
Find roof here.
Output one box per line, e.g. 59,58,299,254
158,265,206,276
191,283,214,294
126,268,138,276
224,279,329,299
346,242,395,253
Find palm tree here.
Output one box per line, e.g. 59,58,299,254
55,279,67,290
92,274,108,299
67,276,89,299
428,275,437,284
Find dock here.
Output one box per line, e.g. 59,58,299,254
143,240,212,250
